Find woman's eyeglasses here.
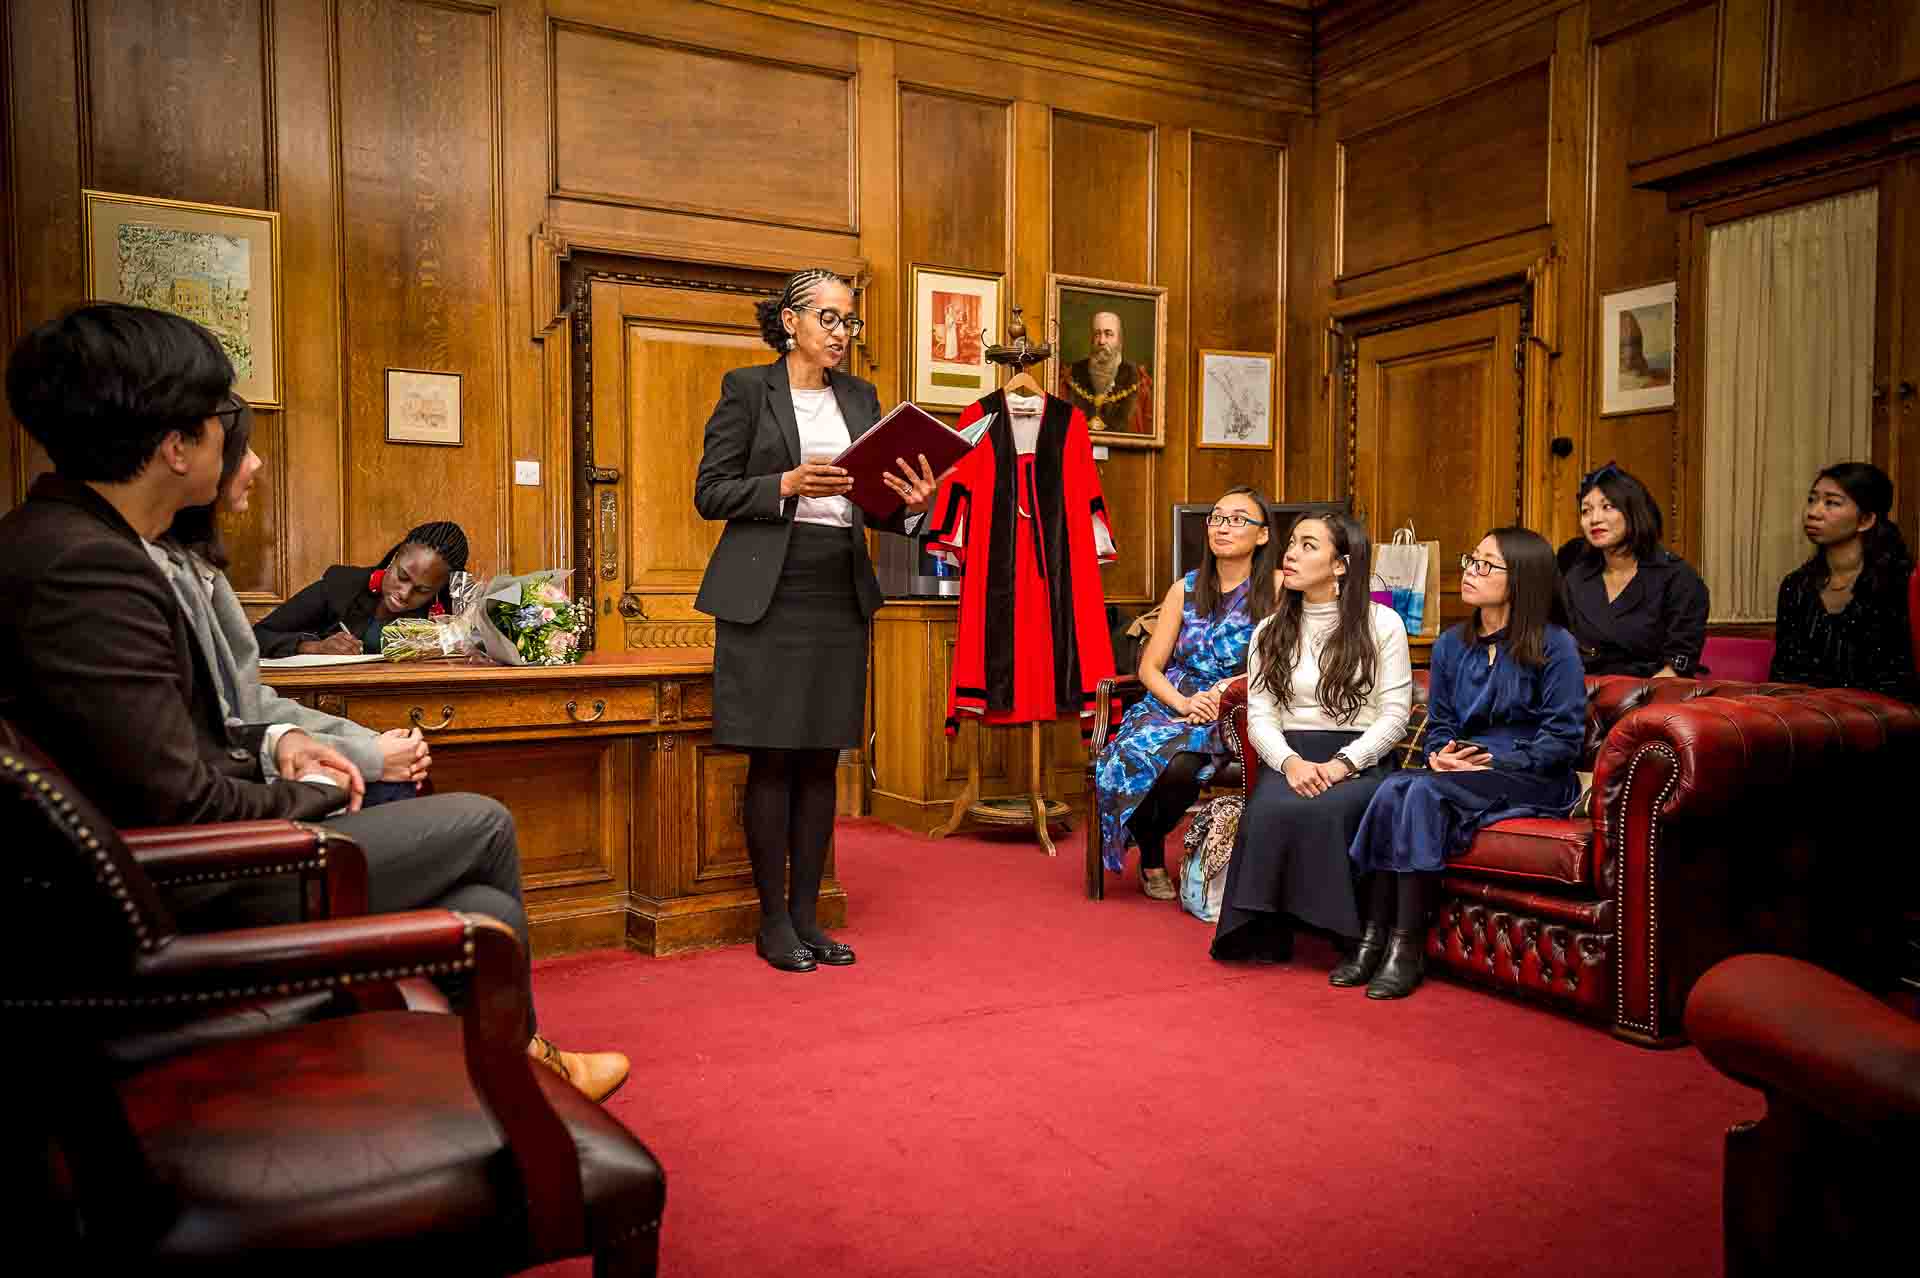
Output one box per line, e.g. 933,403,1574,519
1459,554,1509,578
1205,512,1267,529
213,401,245,432
792,305,865,338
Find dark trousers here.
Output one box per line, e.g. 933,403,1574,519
169,792,534,1034
1126,751,1209,870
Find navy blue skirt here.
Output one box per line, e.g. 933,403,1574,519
1348,766,1579,874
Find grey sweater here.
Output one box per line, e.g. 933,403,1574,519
156,543,386,781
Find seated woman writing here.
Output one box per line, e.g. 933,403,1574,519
1770,461,1917,700
160,398,430,805
1342,527,1587,1001
1211,513,1412,964
1093,487,1278,899
253,518,470,657
1557,462,1708,677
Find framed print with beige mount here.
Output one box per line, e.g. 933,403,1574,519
910,264,1002,411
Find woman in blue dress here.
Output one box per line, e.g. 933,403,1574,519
1341,526,1587,999
1094,487,1279,898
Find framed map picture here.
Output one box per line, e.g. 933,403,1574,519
1600,281,1676,416
385,368,463,446
84,190,282,407
1196,349,1274,449
911,264,1001,411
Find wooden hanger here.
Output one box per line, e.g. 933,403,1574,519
1002,366,1042,398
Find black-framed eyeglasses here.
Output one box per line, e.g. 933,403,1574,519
792,305,865,338
213,401,245,432
1205,512,1267,529
1459,553,1509,578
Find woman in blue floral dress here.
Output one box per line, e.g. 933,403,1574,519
1095,487,1279,897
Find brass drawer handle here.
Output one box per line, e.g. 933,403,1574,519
409,704,456,731
566,698,607,723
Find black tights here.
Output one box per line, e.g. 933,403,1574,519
1365,869,1436,932
743,747,840,949
1126,751,1209,870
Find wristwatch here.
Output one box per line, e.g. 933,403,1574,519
1331,749,1359,779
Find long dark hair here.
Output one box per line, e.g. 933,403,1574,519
1457,526,1560,668
164,393,253,569
373,520,471,612
1253,512,1377,724
1796,461,1912,598
1574,460,1663,563
1193,486,1280,621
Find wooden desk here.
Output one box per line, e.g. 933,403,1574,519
269,649,842,958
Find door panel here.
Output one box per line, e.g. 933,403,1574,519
1352,305,1522,627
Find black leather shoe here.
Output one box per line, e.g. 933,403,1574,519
798,936,856,966
756,936,817,973
1365,929,1426,1000
1329,922,1388,987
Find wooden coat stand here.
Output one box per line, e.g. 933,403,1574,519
931,307,1072,855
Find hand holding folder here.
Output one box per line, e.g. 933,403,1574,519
831,402,979,524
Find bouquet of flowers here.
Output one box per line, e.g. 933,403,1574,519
380,570,486,661
472,568,589,666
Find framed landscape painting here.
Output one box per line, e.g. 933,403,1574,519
1600,280,1676,416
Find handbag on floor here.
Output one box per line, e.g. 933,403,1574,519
1178,794,1243,923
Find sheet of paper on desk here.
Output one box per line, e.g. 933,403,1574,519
258,652,387,668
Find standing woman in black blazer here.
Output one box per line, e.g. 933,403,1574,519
695,268,936,972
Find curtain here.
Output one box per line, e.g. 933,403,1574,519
1700,188,1878,622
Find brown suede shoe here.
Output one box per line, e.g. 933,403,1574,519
529,1035,631,1103
1140,866,1178,900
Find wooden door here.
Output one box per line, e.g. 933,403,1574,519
587,279,771,651
1350,304,1523,627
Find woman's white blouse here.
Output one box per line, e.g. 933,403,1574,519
1244,600,1413,773
789,386,853,527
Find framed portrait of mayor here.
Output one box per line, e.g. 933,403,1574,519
84,189,282,407
911,264,1001,411
1047,273,1167,447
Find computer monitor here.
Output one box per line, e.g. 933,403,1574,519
1169,498,1354,584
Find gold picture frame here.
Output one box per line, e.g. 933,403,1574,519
83,190,283,408
384,367,464,447
1195,349,1275,450
909,263,1003,412
1045,273,1167,447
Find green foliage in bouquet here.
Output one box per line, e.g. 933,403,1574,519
485,573,589,665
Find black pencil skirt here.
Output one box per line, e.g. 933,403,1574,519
713,522,868,751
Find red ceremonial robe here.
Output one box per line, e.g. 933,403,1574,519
927,390,1116,737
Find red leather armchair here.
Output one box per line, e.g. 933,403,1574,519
1686,954,1920,1274
4,722,666,1272
1223,675,1920,1044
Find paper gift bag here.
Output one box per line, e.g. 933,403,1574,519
1371,522,1440,637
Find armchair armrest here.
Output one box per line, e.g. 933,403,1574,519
1222,675,1257,801
1088,674,1147,755
1686,954,1920,1136
125,820,368,919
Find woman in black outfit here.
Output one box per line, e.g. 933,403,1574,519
253,521,470,657
1770,461,1916,700
1556,462,1708,678
694,268,937,972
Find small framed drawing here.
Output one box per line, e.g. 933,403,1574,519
1600,281,1676,416
1196,349,1275,450
1047,273,1168,447
385,368,463,446
83,189,282,407
910,265,1002,410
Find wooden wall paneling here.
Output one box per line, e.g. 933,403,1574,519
1536,4,1590,545
1010,98,1049,351
1289,112,1343,503
1049,112,1155,282
336,0,508,572
857,35,900,406
0,0,13,505
1337,61,1555,284
1774,0,1920,120
550,22,857,234
1896,155,1920,540
6,0,82,505
272,0,345,599
1152,125,1189,598
84,0,270,209
1187,131,1285,505
500,0,552,571
1587,0,1721,550
1716,0,1775,134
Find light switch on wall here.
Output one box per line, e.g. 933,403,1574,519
513,460,540,486
1091,444,1110,462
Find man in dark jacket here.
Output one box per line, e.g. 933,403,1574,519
1,303,626,1102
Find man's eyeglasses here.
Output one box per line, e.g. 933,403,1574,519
792,305,865,338
1205,512,1267,529
1459,554,1509,578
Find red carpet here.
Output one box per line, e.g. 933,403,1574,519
530,818,1753,1277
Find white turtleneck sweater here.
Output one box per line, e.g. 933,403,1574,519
1244,599,1413,773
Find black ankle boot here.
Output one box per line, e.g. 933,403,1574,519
1364,929,1425,1000
1328,923,1388,987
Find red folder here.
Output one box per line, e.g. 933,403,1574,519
832,401,978,524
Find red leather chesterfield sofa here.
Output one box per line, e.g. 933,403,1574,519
1221,674,1920,1045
